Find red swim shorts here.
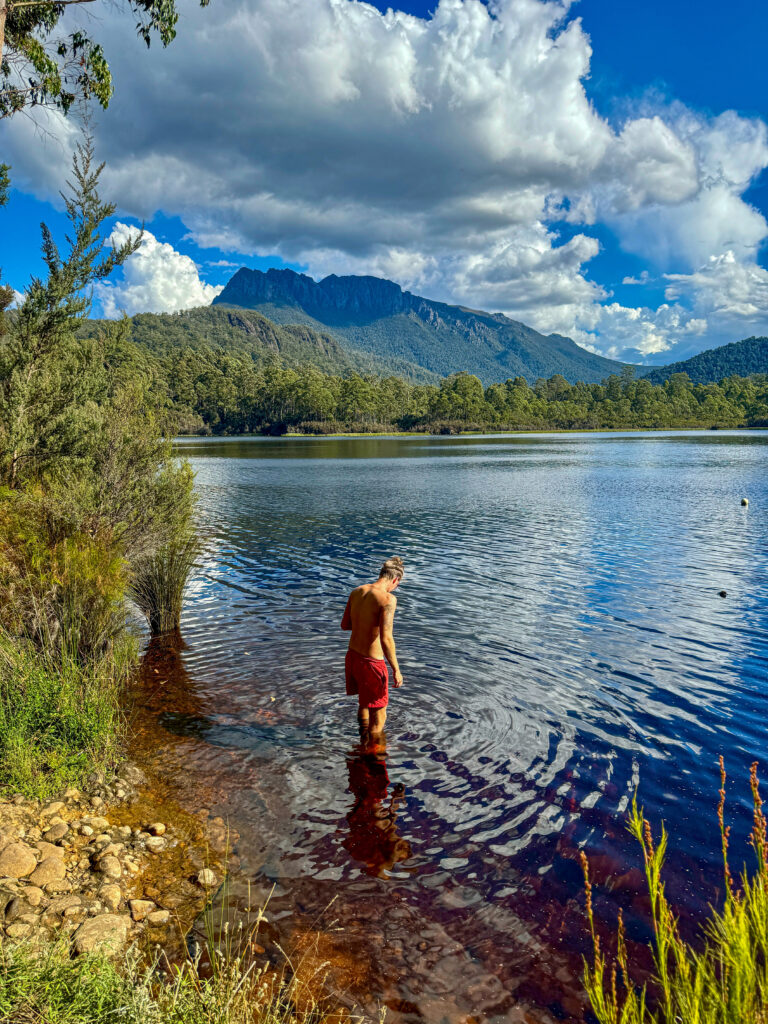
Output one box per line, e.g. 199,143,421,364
345,649,389,709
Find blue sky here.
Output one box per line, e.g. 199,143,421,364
2,0,767,364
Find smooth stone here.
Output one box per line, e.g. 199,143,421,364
196,869,217,888
96,844,125,860
5,922,34,939
147,823,167,837
86,817,110,832
29,858,66,888
145,837,166,854
129,899,155,922
98,856,122,880
4,897,33,924
116,826,132,840
24,886,45,908
73,914,132,955
63,906,87,923
100,885,122,912
63,788,81,801
41,802,65,818
0,843,37,879
147,909,170,926
80,826,94,837
45,879,72,894
36,842,65,860
43,823,69,843
47,895,81,915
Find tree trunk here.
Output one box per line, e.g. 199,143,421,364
0,0,6,66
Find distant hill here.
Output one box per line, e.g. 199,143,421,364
643,336,768,384
213,268,627,385
78,306,436,380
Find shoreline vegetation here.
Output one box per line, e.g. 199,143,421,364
0,142,356,1024
150,360,768,438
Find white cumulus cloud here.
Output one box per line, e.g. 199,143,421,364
3,0,768,360
95,224,223,317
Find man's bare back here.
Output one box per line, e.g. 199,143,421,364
342,557,404,735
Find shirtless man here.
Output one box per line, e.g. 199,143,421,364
341,557,404,736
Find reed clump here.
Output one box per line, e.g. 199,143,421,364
129,532,201,636
582,758,768,1024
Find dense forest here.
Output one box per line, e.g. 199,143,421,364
642,336,768,384
139,341,768,433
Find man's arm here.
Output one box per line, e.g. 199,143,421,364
341,594,352,631
380,597,403,687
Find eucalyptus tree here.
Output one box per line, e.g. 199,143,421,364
1,0,209,117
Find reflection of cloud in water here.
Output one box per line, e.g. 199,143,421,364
164,431,768,1024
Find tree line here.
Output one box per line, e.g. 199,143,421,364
152,345,768,433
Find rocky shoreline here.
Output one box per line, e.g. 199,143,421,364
0,763,238,958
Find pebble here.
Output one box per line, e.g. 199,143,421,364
87,817,110,832
147,909,170,926
145,836,166,854
129,898,155,922
41,802,66,818
64,788,81,802
116,826,132,840
100,885,122,912
98,856,122,880
25,886,45,908
147,823,167,837
43,823,69,843
196,869,217,889
36,842,65,860
6,922,34,939
80,826,94,837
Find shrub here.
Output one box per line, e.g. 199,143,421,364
129,533,201,636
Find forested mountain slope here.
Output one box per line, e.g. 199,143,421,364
643,337,768,384
213,267,627,385
78,306,436,381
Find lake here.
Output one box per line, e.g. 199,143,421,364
137,431,768,1023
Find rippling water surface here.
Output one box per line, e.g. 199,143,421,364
138,431,768,1023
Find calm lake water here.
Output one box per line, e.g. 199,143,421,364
141,431,768,1023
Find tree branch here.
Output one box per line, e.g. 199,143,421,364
8,0,97,8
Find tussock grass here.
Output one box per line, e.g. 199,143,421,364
0,909,363,1024
0,631,126,799
582,759,768,1024
129,534,200,636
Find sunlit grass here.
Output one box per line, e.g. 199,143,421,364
582,758,768,1024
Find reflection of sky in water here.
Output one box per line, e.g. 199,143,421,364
162,431,768,1023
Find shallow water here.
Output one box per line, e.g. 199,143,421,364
138,431,768,1022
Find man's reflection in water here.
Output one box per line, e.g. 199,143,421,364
342,732,412,877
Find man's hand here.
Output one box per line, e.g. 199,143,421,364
394,669,404,688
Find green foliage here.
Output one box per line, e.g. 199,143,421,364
0,632,125,799
581,762,768,1024
0,0,209,118
0,139,198,794
643,338,768,385
0,163,8,206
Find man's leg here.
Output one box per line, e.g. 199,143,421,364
358,707,370,735
369,707,387,735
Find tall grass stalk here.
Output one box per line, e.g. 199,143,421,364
129,534,200,636
581,759,768,1024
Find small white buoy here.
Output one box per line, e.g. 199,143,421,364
741,497,749,507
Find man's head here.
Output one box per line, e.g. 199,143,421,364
378,556,404,591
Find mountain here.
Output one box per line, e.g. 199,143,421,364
212,268,627,385
78,306,436,380
643,336,768,384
